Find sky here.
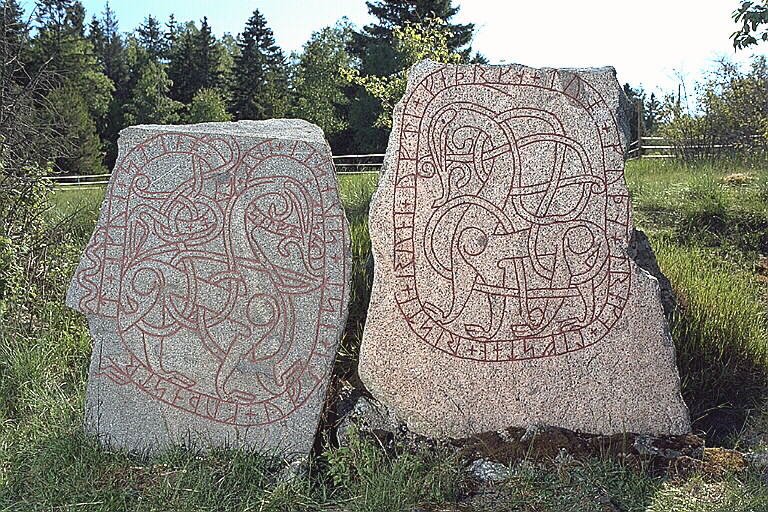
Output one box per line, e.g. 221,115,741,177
19,0,768,103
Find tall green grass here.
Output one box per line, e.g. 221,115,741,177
3,159,768,510
654,238,768,366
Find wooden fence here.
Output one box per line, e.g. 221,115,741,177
48,153,385,188
47,137,766,187
627,135,765,160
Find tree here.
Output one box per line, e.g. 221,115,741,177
166,21,199,104
232,9,289,120
123,45,182,126
1,0,28,80
87,2,129,167
166,18,225,105
354,0,473,58
659,56,768,159
293,22,354,150
346,0,476,151
136,15,165,59
732,0,768,49
191,17,221,92
342,17,462,128
1,0,67,171
46,86,103,174
187,88,232,123
30,0,112,173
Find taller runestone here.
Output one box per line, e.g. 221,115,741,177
359,60,690,437
67,120,351,456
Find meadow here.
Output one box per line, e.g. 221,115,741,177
1,159,768,511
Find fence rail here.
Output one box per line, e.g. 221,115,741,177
627,135,764,160
48,153,385,187
46,137,767,187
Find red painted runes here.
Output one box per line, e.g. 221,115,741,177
74,133,348,425
391,66,631,362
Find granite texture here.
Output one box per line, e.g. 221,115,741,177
359,60,690,437
66,119,351,456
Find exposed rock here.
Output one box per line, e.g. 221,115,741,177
67,120,351,457
360,59,690,438
467,459,512,482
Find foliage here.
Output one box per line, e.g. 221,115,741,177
732,0,768,49
623,83,662,139
292,21,354,143
26,0,112,174
351,0,474,60
658,56,768,160
342,17,461,128
232,9,289,120
123,51,183,126
46,86,105,175
135,14,165,59
187,87,232,123
87,2,130,167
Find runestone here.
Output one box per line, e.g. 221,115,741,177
359,61,690,437
67,120,350,456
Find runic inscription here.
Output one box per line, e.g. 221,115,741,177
70,127,349,429
360,62,690,438
392,65,631,362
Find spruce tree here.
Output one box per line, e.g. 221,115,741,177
167,18,223,105
232,9,289,120
166,22,197,104
124,56,182,126
1,0,28,77
87,2,129,166
137,15,165,60
352,0,474,69
192,17,221,92
31,0,112,173
346,0,475,152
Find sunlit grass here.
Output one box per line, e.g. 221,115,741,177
3,160,768,510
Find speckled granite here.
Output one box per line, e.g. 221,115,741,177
67,120,351,456
359,60,690,438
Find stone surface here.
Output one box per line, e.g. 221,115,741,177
66,120,350,456
359,60,690,438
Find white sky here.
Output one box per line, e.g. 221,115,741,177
25,0,768,101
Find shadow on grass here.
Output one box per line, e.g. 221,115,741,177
675,322,768,444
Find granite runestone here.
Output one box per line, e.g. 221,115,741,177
359,60,690,438
66,120,351,457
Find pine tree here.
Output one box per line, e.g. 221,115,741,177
1,0,28,78
166,22,197,104
232,9,289,120
136,15,165,60
31,0,112,174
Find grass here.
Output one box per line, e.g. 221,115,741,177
2,160,768,510
626,157,768,443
